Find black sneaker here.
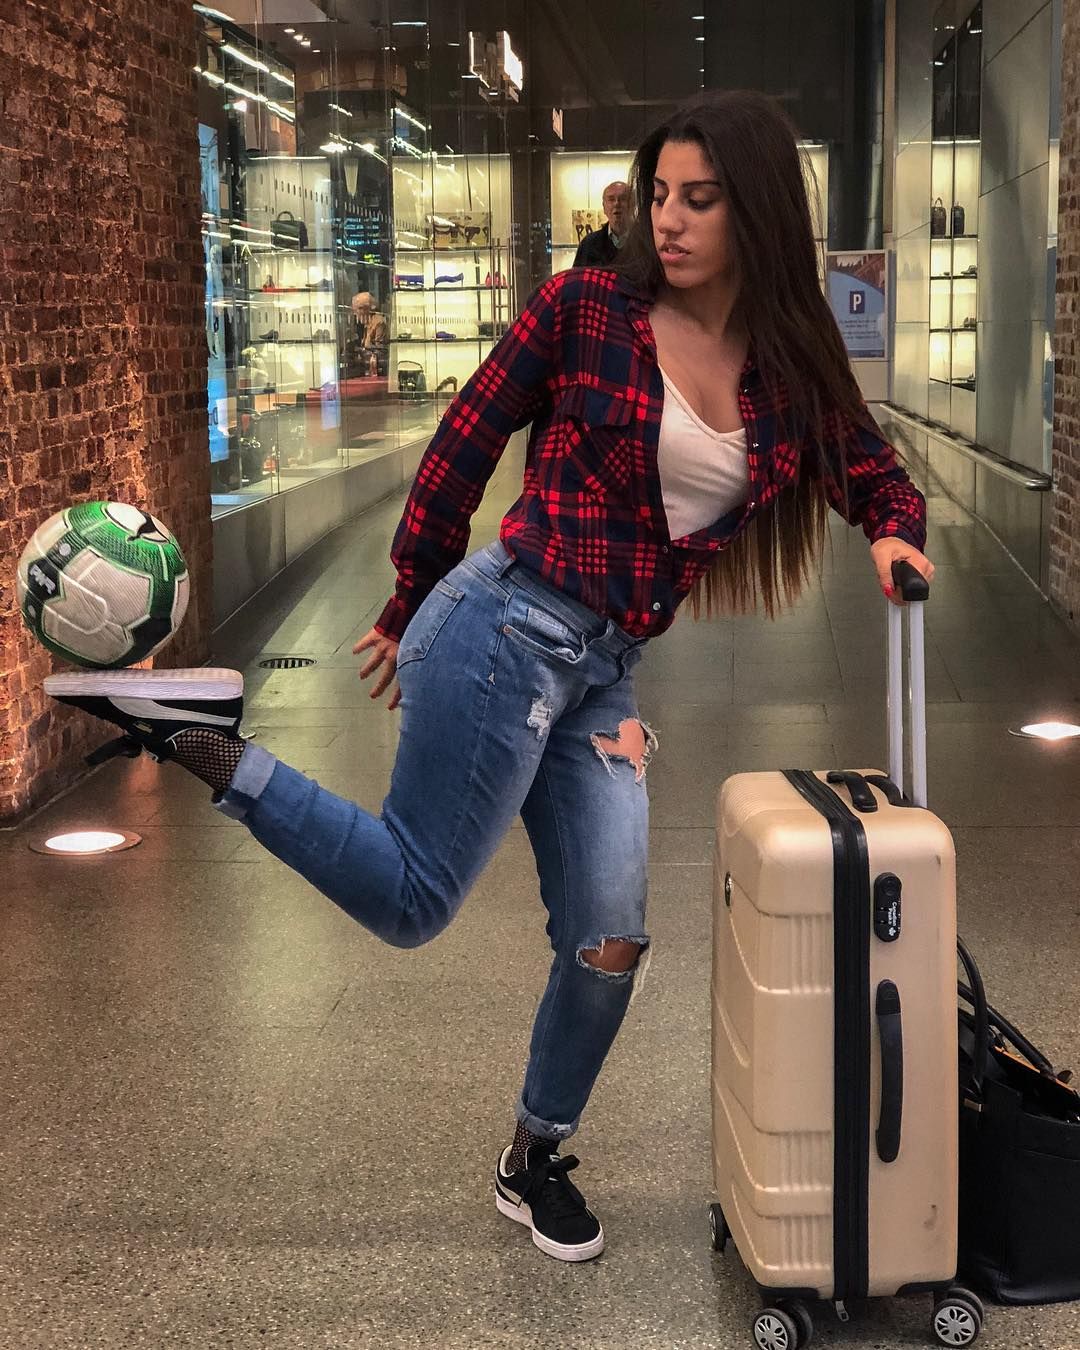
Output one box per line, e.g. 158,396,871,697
44,668,243,765
495,1143,604,1262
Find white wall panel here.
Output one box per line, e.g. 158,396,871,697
979,163,1050,322
981,5,1053,194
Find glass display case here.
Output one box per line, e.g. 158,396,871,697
389,114,514,410
546,143,829,282
929,3,982,439
549,151,634,274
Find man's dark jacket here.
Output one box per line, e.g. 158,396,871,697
572,224,619,267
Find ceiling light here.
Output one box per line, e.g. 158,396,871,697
301,40,311,47
320,141,347,153
1010,722,1080,741
695,34,705,41
692,13,705,17
31,830,141,856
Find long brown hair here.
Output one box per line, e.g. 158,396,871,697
617,90,871,618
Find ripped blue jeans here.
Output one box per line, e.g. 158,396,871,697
217,540,654,1141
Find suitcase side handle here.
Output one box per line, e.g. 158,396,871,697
887,561,929,808
875,979,904,1163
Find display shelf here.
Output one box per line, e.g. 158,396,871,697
390,337,484,345
392,285,508,294
393,245,495,256
389,141,512,399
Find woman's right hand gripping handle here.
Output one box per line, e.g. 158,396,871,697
354,628,402,711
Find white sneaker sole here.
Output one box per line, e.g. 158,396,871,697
494,1179,605,1262
44,668,243,701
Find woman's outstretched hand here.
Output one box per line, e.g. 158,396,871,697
869,538,936,607
354,628,402,710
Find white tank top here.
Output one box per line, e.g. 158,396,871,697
658,367,750,540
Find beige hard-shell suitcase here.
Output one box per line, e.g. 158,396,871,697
710,564,985,1349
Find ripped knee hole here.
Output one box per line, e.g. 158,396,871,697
579,938,646,974
590,718,658,784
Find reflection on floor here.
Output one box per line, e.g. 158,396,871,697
4,444,1080,1348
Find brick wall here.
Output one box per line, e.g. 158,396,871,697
0,0,210,822
1053,0,1080,621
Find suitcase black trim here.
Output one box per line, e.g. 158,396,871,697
783,770,871,1303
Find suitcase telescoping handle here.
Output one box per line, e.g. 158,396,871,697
886,560,931,808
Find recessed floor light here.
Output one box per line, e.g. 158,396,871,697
1010,722,1080,741
30,830,142,856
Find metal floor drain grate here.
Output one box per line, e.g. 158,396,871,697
259,656,317,669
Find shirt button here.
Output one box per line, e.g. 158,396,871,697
652,602,661,612
661,545,669,554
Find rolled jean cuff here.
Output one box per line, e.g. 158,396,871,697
515,1094,578,1143
214,742,278,820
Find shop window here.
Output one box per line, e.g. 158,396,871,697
929,2,982,440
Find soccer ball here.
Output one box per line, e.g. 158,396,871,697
17,502,189,668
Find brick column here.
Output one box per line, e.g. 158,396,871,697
0,1,211,822
1053,0,1080,622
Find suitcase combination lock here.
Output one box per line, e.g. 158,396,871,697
873,873,902,942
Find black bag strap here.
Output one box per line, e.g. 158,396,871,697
957,937,989,1095
958,937,1058,1088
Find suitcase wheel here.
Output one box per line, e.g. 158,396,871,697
785,1302,813,1348
708,1203,729,1253
752,1306,802,1350
930,1287,983,1346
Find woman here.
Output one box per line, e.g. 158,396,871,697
47,91,934,1265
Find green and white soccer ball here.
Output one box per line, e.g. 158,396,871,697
17,501,189,668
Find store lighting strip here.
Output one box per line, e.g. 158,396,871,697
221,41,268,73
394,107,430,134
392,136,424,159
328,102,353,117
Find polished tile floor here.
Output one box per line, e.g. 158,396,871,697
4,443,1080,1348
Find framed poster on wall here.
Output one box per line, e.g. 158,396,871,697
827,251,888,360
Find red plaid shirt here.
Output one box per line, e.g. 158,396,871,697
375,267,925,641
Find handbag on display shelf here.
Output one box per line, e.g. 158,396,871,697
952,203,967,237
396,360,427,397
271,210,309,249
931,197,948,237
956,938,1080,1305
431,217,454,250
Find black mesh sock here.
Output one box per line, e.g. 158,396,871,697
168,728,246,796
508,1119,553,1174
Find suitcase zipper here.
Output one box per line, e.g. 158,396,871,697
782,770,871,1303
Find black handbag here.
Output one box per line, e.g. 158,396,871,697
952,203,966,238
931,197,948,237
957,938,1080,1304
396,360,426,397
271,210,309,250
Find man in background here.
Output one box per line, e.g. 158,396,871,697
573,180,631,267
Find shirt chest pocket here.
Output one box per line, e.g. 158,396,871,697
555,385,639,496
